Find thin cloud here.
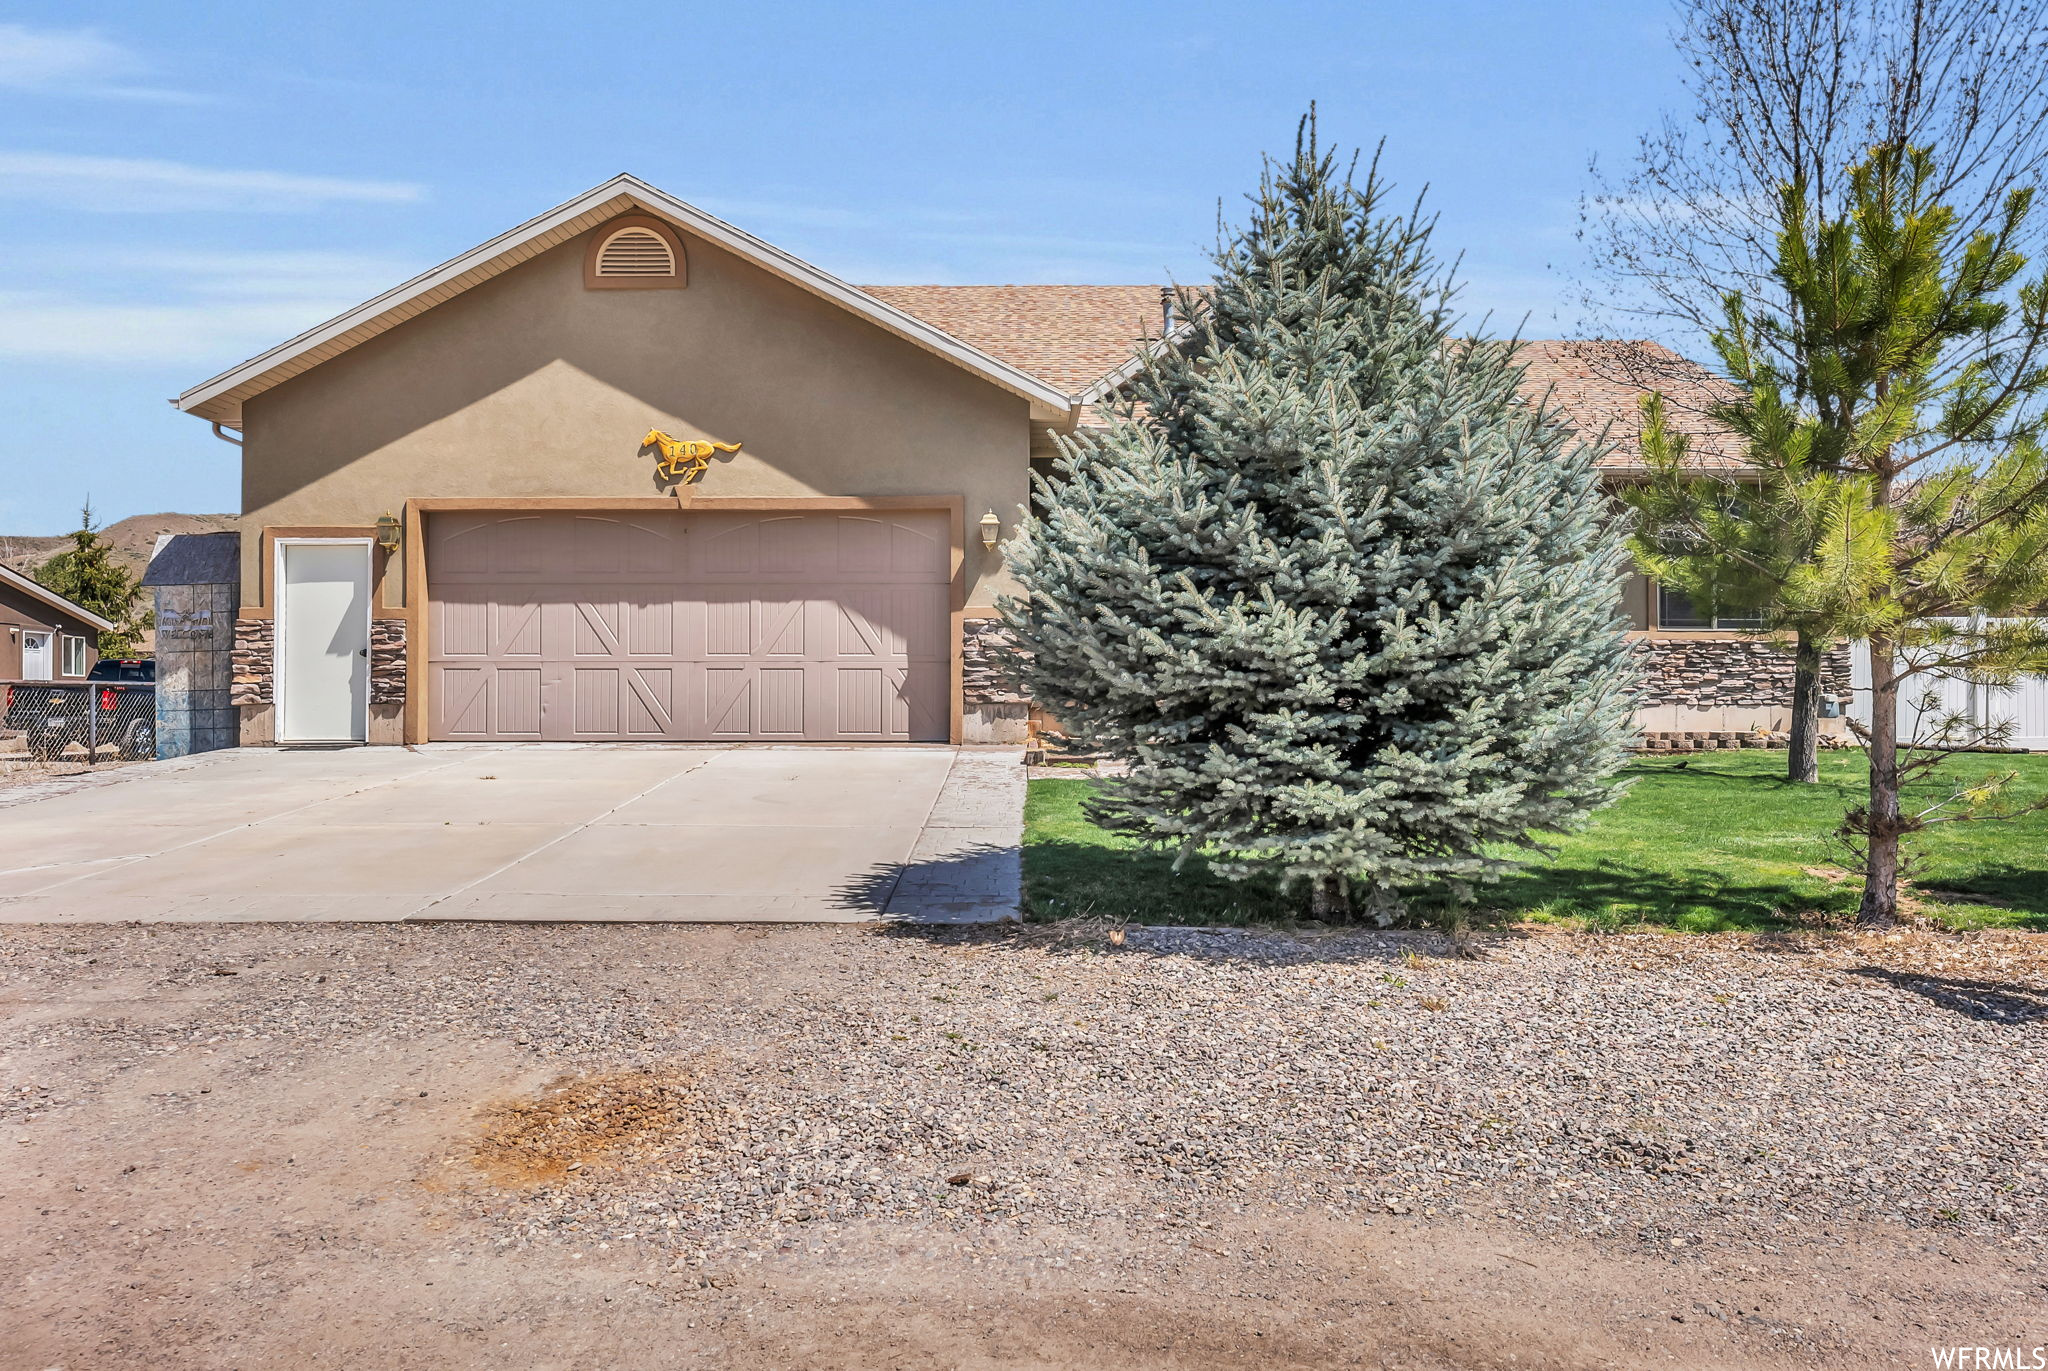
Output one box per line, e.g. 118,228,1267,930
0,248,416,366
0,23,209,104
0,152,425,213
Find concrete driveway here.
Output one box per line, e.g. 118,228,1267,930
0,745,1021,925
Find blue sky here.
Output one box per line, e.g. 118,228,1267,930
0,0,1686,534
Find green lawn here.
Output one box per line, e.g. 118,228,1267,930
1024,751,2048,932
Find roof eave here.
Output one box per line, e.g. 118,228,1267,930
0,564,119,633
1074,320,1195,407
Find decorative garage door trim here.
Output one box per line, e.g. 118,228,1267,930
421,502,960,743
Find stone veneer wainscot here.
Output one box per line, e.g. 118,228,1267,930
232,616,408,710
1630,637,1852,709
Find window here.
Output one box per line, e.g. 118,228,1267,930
59,634,87,676
1657,585,1763,631
584,216,686,289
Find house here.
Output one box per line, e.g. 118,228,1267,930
0,564,111,682
174,174,1829,750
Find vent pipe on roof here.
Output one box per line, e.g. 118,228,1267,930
1160,286,1175,336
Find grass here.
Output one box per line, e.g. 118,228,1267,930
1023,750,2048,933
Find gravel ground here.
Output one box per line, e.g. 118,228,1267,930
3,919,2043,1368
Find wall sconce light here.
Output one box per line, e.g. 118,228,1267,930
979,509,1002,548
375,512,402,552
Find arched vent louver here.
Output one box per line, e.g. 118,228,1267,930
584,217,687,289
596,227,676,277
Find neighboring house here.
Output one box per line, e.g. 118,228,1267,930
174,174,1822,749
0,564,111,683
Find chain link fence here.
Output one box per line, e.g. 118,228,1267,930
1,681,157,770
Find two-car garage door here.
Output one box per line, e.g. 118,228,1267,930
427,510,951,742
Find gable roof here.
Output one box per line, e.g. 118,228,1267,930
174,179,1741,469
0,563,117,633
175,174,1076,428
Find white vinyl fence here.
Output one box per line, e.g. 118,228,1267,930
1849,623,2048,751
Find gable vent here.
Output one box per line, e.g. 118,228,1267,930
595,227,677,277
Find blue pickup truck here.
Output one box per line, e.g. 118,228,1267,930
4,658,156,761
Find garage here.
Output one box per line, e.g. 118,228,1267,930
426,508,953,742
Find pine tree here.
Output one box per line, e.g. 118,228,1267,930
35,501,149,656
1001,119,1641,920
1695,145,2048,926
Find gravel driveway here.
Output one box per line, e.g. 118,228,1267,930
3,920,2042,1369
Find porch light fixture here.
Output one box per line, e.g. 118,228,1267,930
375,512,402,552
979,509,1002,548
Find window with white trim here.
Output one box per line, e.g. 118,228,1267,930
1656,585,1763,631
60,634,87,676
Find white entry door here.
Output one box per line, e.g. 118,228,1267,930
20,631,52,680
278,541,371,743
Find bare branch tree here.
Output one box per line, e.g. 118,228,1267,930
1581,0,2048,388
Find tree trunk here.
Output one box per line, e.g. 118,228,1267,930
1857,633,1902,927
1786,631,1823,784
1310,876,1349,921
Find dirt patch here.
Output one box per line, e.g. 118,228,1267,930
469,1064,708,1188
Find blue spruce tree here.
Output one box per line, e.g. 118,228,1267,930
1002,120,1640,920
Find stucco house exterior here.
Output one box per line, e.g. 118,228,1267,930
174,173,1832,750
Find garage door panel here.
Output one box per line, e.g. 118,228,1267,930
625,599,674,656
761,600,805,655
499,600,543,656
624,669,676,735
570,516,681,578
836,595,887,658
439,598,488,657
572,669,621,735
758,667,807,735
705,668,753,736
699,519,758,575
574,601,621,656
429,510,950,742
701,599,747,656
900,663,948,739
901,585,949,659
890,519,947,576
836,667,887,736
838,517,894,574
759,516,814,574
437,666,490,737
496,669,543,736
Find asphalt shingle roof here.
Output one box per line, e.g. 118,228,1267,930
860,285,1170,396
859,285,1745,469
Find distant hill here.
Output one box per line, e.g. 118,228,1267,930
0,512,237,580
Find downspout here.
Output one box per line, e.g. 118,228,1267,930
210,422,243,447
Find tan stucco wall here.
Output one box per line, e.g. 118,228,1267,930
1619,570,1653,630
237,220,1033,609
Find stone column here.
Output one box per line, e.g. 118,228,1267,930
961,618,1031,744
145,532,243,759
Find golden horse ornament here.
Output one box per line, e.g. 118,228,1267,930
642,429,742,483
